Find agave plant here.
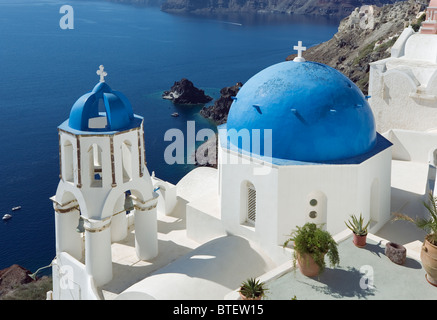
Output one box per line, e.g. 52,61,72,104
393,192,437,245
239,277,267,299
345,214,370,236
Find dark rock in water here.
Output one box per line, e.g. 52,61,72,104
163,78,213,105
200,82,242,125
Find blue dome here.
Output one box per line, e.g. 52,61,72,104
226,61,377,162
68,82,136,132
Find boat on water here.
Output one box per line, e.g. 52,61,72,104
2,214,12,221
12,206,21,211
171,112,179,117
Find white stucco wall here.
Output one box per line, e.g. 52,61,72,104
384,129,437,164
219,148,282,262
52,252,100,300
216,140,392,265
369,32,437,133
276,147,392,241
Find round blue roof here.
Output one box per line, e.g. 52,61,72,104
68,82,136,132
226,61,377,162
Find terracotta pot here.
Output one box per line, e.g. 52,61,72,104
297,252,323,277
239,291,262,300
385,242,406,265
421,237,437,287
353,233,367,248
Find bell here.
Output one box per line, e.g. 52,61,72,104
76,216,85,233
124,195,135,212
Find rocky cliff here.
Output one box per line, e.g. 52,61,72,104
105,0,164,6
0,264,35,296
161,0,403,17
0,264,52,300
286,0,427,94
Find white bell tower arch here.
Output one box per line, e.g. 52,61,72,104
52,66,158,296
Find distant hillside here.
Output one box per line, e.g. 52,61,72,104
104,0,164,6
286,0,428,94
161,0,404,17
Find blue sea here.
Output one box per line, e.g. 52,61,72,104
0,0,340,274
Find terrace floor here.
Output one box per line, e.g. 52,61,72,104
263,234,436,300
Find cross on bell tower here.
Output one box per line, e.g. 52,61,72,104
293,41,307,62
97,65,108,82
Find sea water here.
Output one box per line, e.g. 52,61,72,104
0,0,340,273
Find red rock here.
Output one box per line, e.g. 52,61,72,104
0,264,35,296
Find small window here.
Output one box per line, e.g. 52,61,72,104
88,117,108,129
309,211,318,219
246,182,256,225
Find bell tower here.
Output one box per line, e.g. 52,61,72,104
52,66,158,292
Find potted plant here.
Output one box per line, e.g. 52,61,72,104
283,223,340,277
345,213,370,248
238,277,267,300
393,192,437,286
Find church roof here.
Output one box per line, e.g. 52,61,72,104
63,66,142,134
67,80,140,133
225,60,378,163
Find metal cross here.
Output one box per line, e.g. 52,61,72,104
293,41,307,62
96,65,108,82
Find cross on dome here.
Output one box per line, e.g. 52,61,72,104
293,41,307,62
97,65,108,82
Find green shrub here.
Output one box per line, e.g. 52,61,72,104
283,223,340,274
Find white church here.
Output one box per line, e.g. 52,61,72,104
48,1,437,300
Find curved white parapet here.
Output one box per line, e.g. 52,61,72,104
176,167,218,203
114,291,155,300
391,27,415,58
404,33,437,63
383,68,419,94
115,235,277,300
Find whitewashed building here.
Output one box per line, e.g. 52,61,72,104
50,1,437,297
184,59,393,263
368,0,437,219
